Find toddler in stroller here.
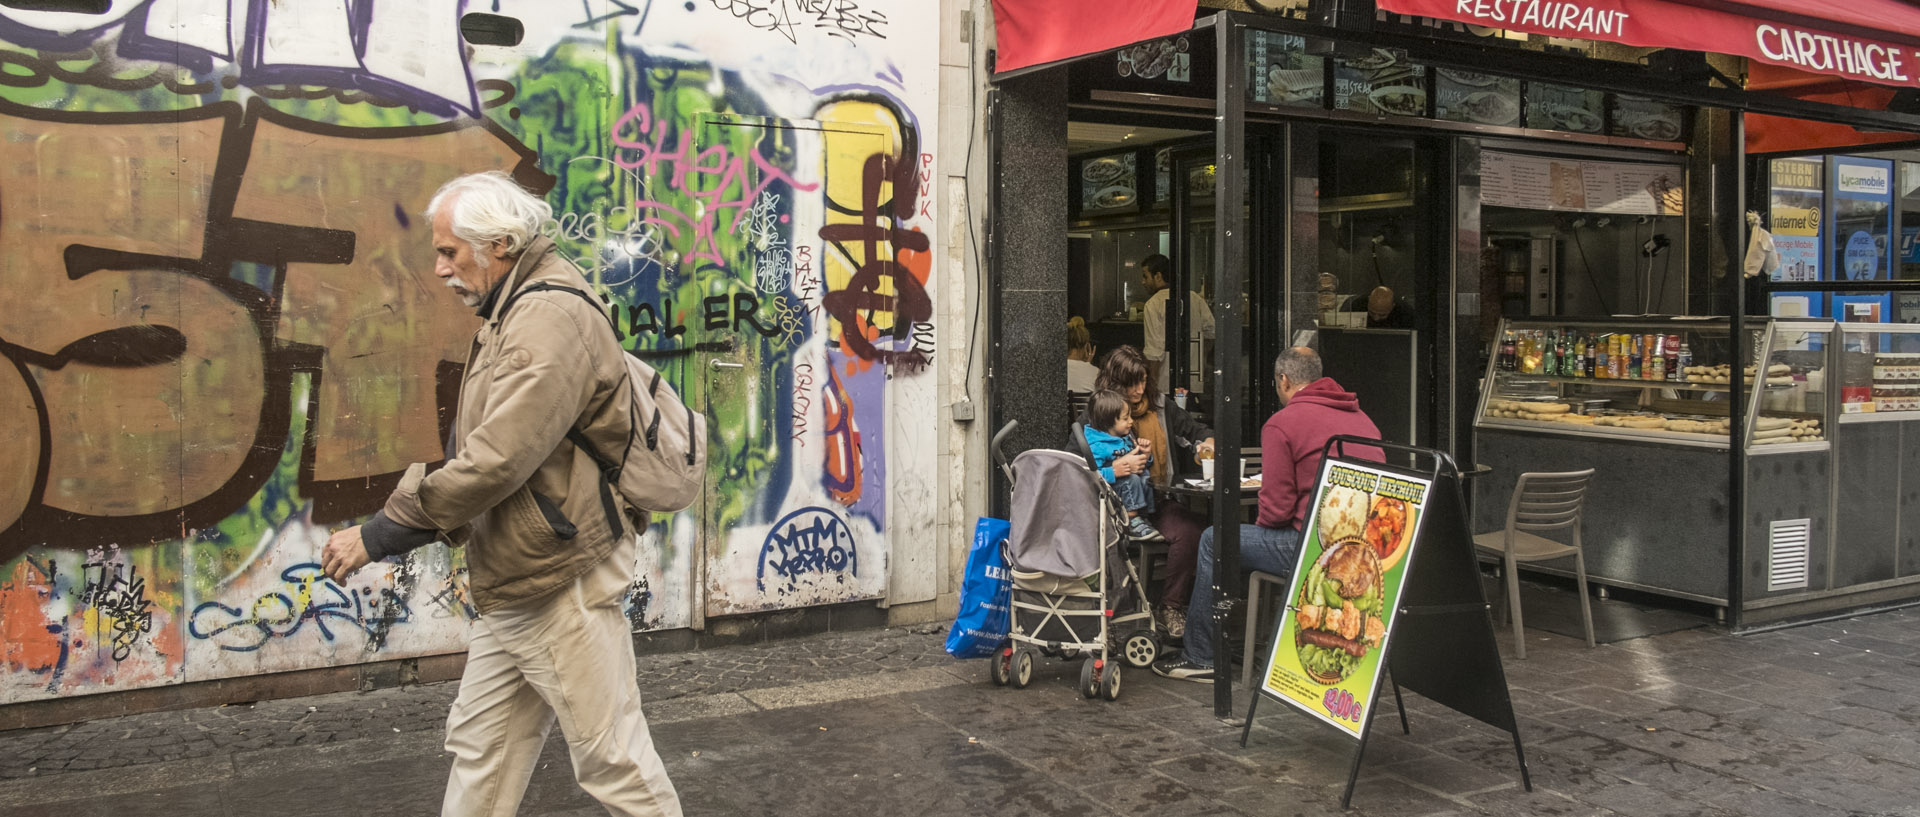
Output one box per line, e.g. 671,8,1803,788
986,429,1164,700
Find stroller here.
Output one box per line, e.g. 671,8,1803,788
986,422,1163,700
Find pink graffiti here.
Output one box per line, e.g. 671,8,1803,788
610,106,820,272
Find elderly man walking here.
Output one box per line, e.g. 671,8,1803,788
320,171,683,816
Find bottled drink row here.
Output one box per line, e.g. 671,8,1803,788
1497,329,1693,381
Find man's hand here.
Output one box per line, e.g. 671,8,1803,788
322,525,372,584
1195,437,1215,461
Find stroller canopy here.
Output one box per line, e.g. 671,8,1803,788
1008,449,1108,580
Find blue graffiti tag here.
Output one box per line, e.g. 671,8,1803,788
756,507,857,591
189,563,413,653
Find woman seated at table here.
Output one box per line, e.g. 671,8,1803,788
1067,317,1099,424
1078,345,1215,639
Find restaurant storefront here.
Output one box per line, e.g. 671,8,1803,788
984,0,1920,714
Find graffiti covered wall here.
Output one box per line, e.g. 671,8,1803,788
0,0,941,704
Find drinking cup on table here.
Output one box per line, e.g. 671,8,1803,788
1200,458,1215,483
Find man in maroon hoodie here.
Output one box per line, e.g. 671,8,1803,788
1154,347,1381,682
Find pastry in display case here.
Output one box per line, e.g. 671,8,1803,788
1476,318,1829,451
1744,321,1830,449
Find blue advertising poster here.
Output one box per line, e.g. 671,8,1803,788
1770,158,1823,283
1830,156,1893,281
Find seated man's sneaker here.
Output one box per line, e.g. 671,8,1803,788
1151,657,1214,683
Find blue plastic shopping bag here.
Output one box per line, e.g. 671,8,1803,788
945,517,1012,659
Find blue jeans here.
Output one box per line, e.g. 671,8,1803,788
1112,473,1155,515
1184,524,1303,668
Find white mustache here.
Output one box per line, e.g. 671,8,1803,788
446,276,482,307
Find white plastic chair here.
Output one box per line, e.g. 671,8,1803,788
1473,469,1596,659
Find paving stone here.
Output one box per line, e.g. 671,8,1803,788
7,612,1920,816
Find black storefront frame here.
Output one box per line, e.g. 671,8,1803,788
992,9,1920,718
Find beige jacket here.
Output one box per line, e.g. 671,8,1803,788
383,237,630,614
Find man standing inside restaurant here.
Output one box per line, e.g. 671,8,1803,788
1154,347,1381,682
319,171,683,816
1141,253,1214,402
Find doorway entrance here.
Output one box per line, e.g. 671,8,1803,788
1312,130,1448,449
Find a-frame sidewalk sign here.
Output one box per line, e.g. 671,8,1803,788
1240,436,1531,809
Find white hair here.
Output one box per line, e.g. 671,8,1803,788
425,171,551,259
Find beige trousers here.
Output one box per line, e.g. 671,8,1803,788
442,542,681,817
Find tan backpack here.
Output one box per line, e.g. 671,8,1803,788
497,282,707,530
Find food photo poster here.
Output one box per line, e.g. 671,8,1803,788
1260,459,1432,738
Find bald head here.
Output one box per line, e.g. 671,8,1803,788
1367,286,1395,321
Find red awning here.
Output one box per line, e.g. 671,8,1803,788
989,0,1199,75
1744,62,1917,154
1374,0,1920,89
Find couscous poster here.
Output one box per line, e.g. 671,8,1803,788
1259,459,1431,737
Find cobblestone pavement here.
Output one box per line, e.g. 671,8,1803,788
0,627,953,780
1,608,1919,816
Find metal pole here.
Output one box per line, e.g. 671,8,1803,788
1725,113,1746,632
1211,12,1249,720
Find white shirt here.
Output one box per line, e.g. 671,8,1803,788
1067,358,1099,393
1143,289,1216,394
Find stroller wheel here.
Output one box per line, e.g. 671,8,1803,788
989,646,1013,686
1099,665,1122,701
1079,658,1100,699
1122,630,1159,668
1010,649,1035,689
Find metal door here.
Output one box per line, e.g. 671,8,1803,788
689,113,900,619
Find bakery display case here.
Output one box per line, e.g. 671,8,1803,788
1473,316,1920,620
1471,317,1841,612
1474,317,1792,450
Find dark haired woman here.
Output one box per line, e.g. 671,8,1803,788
1085,345,1215,639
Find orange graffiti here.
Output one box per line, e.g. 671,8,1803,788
0,560,62,674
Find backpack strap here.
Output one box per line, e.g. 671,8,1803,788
496,282,615,332
494,281,629,538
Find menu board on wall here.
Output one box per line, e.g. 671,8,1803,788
1608,95,1684,141
1831,156,1893,281
1480,151,1683,216
1525,83,1604,134
1332,48,1425,117
1247,30,1324,108
1079,152,1139,215
1117,37,1192,83
1153,148,1219,206
1434,68,1519,126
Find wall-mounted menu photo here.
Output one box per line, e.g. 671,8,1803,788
1247,30,1324,108
1118,36,1192,83
1079,152,1139,214
1435,68,1519,127
1525,82,1604,134
1333,47,1426,117
1153,148,1219,207
1608,95,1685,141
